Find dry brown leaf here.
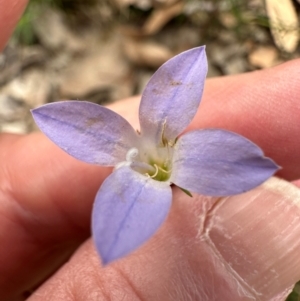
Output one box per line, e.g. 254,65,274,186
265,0,299,52
143,1,184,35
59,34,134,102
123,38,173,68
33,8,85,53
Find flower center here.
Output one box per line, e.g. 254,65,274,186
115,145,173,182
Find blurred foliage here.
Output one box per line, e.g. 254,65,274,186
14,0,57,44
287,282,300,301
13,0,102,44
13,0,274,45
287,292,300,301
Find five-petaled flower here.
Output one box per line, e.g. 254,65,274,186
32,46,279,265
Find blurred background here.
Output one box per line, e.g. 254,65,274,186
1,1,300,298
1,0,300,135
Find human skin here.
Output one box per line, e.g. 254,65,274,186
0,0,27,52
2,2,300,301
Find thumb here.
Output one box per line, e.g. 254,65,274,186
199,177,300,300
28,177,300,301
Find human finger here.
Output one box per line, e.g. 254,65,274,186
0,0,28,51
27,178,300,301
1,59,300,299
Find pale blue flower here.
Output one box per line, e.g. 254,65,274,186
32,47,279,265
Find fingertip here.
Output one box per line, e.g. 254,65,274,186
0,0,28,51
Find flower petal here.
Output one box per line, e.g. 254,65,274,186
92,167,172,264
139,46,208,144
171,129,280,196
31,101,138,165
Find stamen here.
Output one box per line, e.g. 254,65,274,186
157,165,172,174
150,164,159,178
165,143,171,164
126,148,139,162
159,119,175,161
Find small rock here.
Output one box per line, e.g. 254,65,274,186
209,43,248,69
0,95,28,122
1,69,53,108
1,121,28,134
223,57,248,74
248,46,279,68
0,91,30,135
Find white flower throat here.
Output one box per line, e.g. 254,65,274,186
115,125,175,182
115,144,173,181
